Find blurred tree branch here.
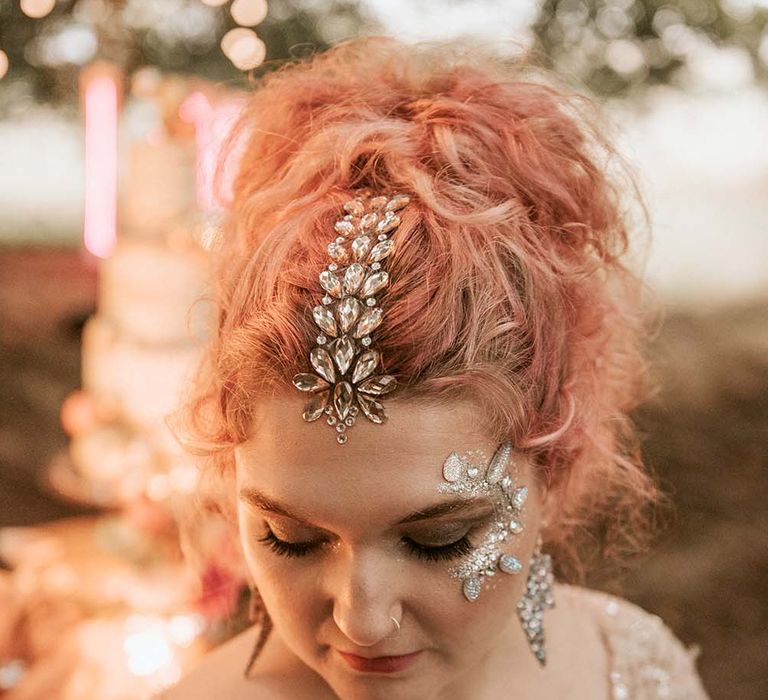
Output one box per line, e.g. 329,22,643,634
0,0,370,110
531,0,768,95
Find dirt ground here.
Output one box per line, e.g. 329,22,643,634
0,247,766,699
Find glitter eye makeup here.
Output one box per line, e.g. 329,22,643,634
438,442,528,601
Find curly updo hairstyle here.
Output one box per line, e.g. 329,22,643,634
177,37,661,583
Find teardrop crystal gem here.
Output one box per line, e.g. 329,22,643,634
369,196,388,210
343,263,366,295
359,212,378,230
509,518,524,534
334,220,355,236
368,239,394,263
499,554,522,575
313,305,338,337
376,213,400,234
353,308,383,338
351,350,379,383
443,452,463,482
319,270,342,298
337,297,362,333
292,373,330,393
333,381,353,421
302,390,329,422
310,347,336,383
327,241,349,263
331,335,355,375
357,393,387,424
351,235,372,261
512,486,529,509
360,271,388,298
357,374,397,396
386,194,410,211
486,442,512,484
463,576,482,602
344,199,365,216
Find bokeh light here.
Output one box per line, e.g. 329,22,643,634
231,0,269,27
36,23,98,66
221,27,266,70
0,50,8,80
20,0,56,20
200,0,228,6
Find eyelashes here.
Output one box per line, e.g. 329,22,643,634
256,525,476,563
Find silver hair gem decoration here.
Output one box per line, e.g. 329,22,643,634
438,442,526,602
292,191,410,444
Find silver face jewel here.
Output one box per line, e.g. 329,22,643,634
292,192,410,444
437,442,526,602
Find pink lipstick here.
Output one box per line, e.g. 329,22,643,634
337,649,422,673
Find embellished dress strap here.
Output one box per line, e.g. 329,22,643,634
568,586,710,700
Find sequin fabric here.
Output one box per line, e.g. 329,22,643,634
563,584,710,699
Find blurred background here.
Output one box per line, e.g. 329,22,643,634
0,1,766,698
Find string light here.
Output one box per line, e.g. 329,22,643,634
20,0,56,19
221,27,266,70
230,0,268,27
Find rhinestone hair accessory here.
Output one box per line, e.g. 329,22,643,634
438,442,528,602
291,191,410,444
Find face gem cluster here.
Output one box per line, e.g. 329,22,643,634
438,441,528,602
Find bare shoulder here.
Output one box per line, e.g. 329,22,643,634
155,626,278,700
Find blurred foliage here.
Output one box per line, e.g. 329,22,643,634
3,0,768,107
531,0,768,95
0,0,370,110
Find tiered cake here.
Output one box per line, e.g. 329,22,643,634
51,93,214,507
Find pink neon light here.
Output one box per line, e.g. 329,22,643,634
180,91,214,211
83,74,118,258
181,91,242,211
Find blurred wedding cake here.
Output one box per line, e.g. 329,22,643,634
50,76,215,507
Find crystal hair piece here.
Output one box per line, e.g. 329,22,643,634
291,191,411,444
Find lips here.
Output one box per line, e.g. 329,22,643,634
337,649,423,673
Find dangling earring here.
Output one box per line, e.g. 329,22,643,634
244,585,273,678
248,584,263,624
516,534,555,667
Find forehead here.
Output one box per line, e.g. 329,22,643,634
235,395,497,523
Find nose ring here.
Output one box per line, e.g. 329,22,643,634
391,616,401,632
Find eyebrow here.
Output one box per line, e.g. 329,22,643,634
238,488,494,527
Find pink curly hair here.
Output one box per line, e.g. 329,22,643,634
177,37,661,580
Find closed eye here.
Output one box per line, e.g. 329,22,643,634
256,526,477,562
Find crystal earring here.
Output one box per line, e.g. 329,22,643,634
516,534,555,667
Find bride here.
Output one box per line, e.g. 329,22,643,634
160,37,709,699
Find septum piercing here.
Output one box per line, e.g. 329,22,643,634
391,616,401,632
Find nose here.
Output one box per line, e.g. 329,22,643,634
330,546,403,648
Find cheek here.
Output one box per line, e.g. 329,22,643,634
238,517,327,645
419,564,526,655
